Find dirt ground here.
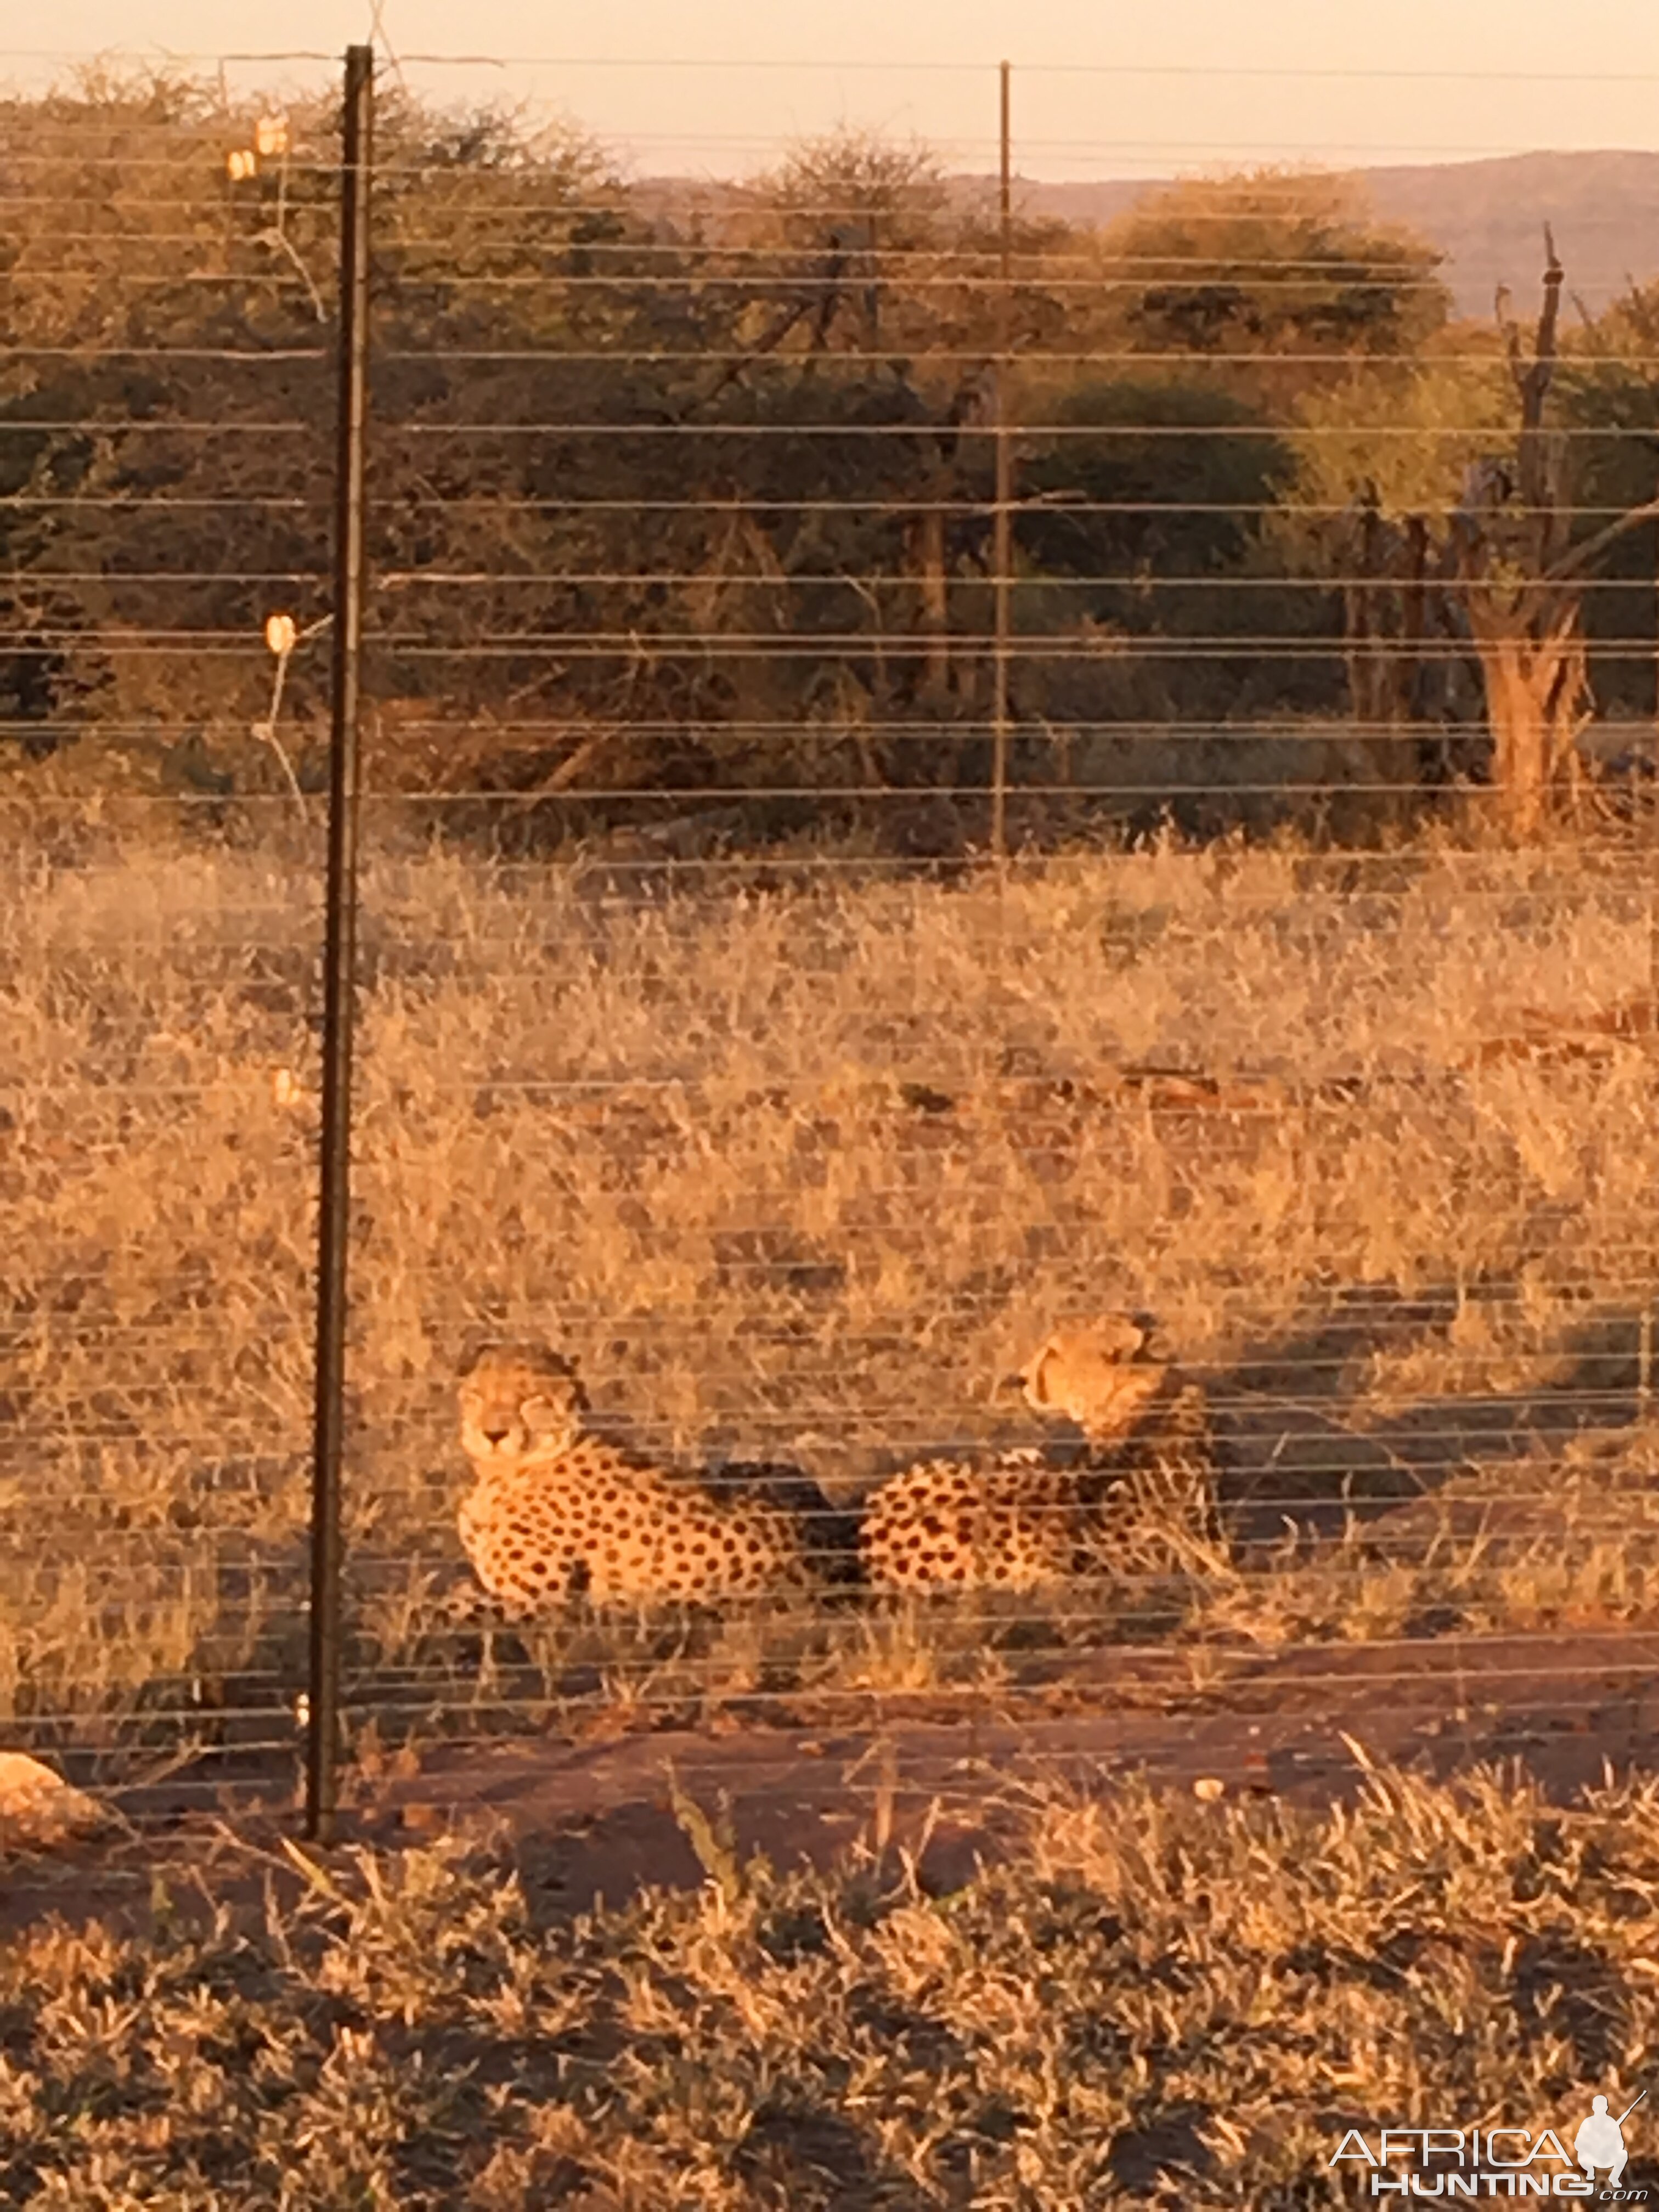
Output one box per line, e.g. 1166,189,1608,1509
8,1632,1659,1942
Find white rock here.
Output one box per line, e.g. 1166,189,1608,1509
0,1752,110,1848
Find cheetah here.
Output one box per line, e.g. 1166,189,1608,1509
1024,1317,1226,1584
455,1342,814,1613
858,1312,1222,1593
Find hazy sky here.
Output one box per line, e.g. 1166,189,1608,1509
8,0,1659,179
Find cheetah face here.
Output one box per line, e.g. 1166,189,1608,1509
1017,1313,1169,1442
458,1343,588,1467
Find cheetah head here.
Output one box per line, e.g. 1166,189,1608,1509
1013,1312,1170,1442
458,1341,588,1467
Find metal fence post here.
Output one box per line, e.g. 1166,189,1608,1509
989,58,1013,860
306,40,373,1844
1645,482,1659,1417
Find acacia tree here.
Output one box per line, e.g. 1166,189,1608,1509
0,66,680,798
1559,279,1659,720
1088,170,1449,407
722,132,1067,725
0,68,342,755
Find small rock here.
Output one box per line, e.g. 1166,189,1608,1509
0,1752,110,1849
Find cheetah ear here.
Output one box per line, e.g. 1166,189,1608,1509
1130,1314,1176,1367
514,1337,575,1384
554,1359,590,1413
1092,1312,1149,1361
1025,1346,1055,1407
458,1328,499,1380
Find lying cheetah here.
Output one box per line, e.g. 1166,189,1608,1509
456,1342,813,1613
1028,1317,1226,1584
859,1313,1221,1593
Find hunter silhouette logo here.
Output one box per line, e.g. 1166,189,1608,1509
1330,2089,1649,2197
1577,2094,1645,2192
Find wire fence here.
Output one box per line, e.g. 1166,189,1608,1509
5,43,1659,1838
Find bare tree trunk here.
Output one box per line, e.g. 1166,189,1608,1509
1339,483,1424,823
911,506,950,701
1506,225,1565,566
1399,516,1428,726
1341,493,1386,731
1450,231,1588,836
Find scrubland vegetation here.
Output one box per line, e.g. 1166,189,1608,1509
7,63,1659,2202
8,1761,1659,2206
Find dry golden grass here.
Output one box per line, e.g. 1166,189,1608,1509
5,1759,1659,2205
4,815,1659,1771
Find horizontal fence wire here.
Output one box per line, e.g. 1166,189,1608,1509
3,43,1659,1833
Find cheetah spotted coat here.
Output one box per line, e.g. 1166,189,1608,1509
860,1377,1221,1594
457,1345,811,1612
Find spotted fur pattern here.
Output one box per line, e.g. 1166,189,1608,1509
1081,1380,1226,1582
858,1449,1094,1593
859,1314,1224,1594
456,1343,812,1612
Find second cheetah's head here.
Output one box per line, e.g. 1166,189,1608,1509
1013,1312,1170,1443
458,1341,589,1466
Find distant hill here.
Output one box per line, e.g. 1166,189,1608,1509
635,151,1659,325
1011,151,1659,322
